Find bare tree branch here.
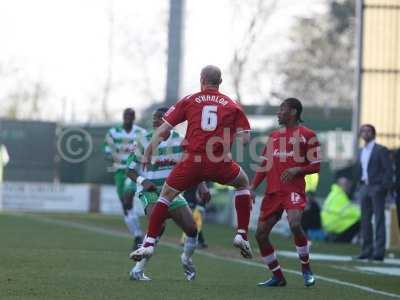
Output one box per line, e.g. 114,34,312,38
229,0,278,103
101,0,115,121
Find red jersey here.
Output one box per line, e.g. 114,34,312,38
258,125,321,194
163,88,251,156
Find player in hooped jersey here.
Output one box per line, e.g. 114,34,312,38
126,107,210,281
104,108,146,250
130,65,254,262
251,98,321,287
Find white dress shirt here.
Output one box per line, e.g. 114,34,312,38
360,140,375,184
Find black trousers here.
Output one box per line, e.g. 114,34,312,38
396,189,400,228
358,184,387,258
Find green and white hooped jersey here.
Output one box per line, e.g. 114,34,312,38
126,130,183,191
104,124,147,171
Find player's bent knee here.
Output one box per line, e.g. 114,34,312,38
237,174,250,189
230,168,250,190
186,227,198,238
122,200,133,211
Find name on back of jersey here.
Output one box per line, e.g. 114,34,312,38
194,95,228,106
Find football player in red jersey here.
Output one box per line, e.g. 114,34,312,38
130,65,254,265
251,98,321,287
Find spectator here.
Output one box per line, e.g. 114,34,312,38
355,124,393,261
321,177,361,243
394,148,400,228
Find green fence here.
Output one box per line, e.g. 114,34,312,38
0,119,57,182
1,104,353,197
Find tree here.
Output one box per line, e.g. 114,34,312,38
3,80,50,120
111,2,168,122
100,0,115,121
0,62,51,120
229,0,278,103
273,0,355,108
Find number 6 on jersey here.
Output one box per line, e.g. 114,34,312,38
201,105,218,131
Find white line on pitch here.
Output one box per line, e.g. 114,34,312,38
17,214,400,300
278,250,400,266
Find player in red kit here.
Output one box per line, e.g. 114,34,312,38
130,65,253,267
251,98,321,287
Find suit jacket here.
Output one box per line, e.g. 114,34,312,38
355,142,393,189
395,149,400,191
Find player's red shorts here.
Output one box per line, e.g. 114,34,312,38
258,191,306,222
166,154,241,192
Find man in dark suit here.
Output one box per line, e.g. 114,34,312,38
355,124,393,261
394,149,400,228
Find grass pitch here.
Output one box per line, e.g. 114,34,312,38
1,212,399,300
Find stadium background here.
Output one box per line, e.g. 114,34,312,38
0,106,352,193
0,0,399,259
1,0,400,299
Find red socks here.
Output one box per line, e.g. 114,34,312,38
260,245,284,280
144,200,169,246
294,234,311,273
234,190,251,240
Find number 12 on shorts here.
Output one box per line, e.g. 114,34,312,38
290,192,301,205
201,105,218,131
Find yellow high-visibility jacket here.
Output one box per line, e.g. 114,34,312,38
321,184,361,234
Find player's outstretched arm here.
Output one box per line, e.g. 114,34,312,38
280,163,321,183
126,168,156,191
281,135,322,182
250,159,267,190
300,134,322,175
299,162,321,175
142,122,173,170
126,144,156,191
250,144,269,191
249,156,268,203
